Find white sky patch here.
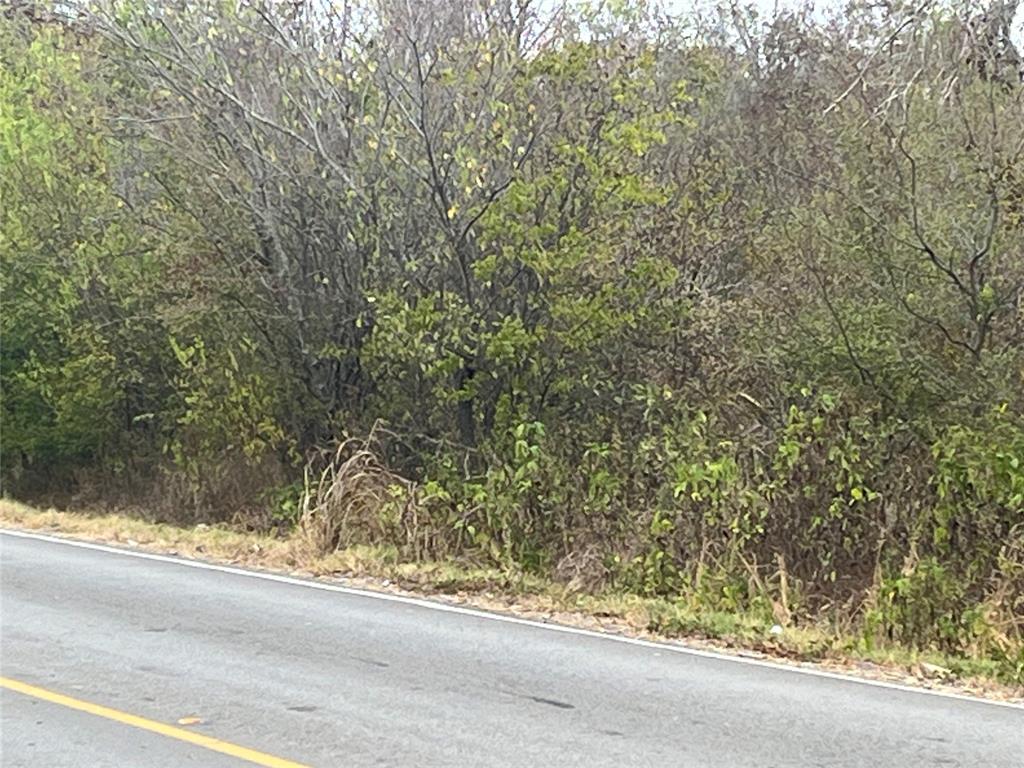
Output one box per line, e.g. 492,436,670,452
676,0,1024,49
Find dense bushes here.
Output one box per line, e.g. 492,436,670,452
2,0,1023,675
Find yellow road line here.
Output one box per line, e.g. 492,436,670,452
0,676,311,768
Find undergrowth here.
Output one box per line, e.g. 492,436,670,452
4,497,1020,693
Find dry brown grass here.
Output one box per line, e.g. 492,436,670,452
0,498,298,568
299,435,416,556
298,433,457,562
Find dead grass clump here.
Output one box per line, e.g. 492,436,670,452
300,435,416,556
554,542,611,593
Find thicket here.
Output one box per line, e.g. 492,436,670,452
2,0,1023,677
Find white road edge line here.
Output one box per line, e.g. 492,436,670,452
3,527,1022,712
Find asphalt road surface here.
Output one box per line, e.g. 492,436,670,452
1,530,1021,767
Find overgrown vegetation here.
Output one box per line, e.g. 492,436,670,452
3,498,1019,694
2,0,1023,682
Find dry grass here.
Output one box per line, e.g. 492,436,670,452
0,498,297,567
2,497,1021,704
300,435,416,556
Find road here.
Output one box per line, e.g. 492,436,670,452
1,530,1021,767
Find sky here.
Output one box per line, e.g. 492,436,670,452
693,0,1024,49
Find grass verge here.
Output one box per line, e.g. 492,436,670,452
2,498,1021,703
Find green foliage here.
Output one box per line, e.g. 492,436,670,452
2,1,1023,679
1,21,163,485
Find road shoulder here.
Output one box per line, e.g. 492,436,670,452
2,499,1021,706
